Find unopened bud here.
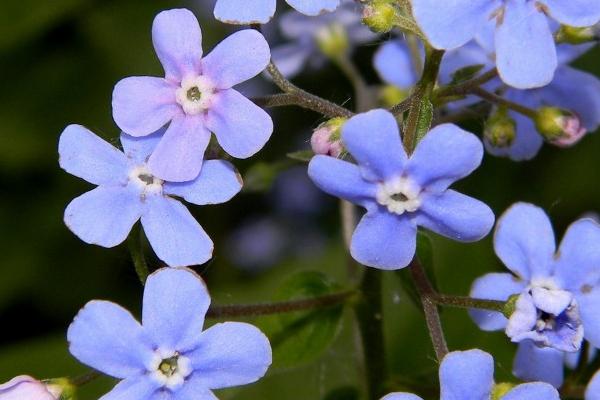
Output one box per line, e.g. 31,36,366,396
380,85,410,108
315,23,349,59
534,106,587,147
484,108,516,148
362,0,396,33
556,25,596,44
310,117,346,157
0,376,62,400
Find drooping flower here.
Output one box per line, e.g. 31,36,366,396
59,125,242,267
308,109,494,270
0,376,61,400
411,0,600,88
470,202,600,386
112,8,272,182
214,0,341,24
68,267,272,400
381,349,559,400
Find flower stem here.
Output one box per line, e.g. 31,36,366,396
469,87,537,119
434,68,498,98
127,224,149,285
70,370,101,387
433,294,505,313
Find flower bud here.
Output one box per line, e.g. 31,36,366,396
556,25,597,44
484,108,516,148
315,23,349,59
362,0,396,33
0,376,62,400
534,106,587,148
310,117,346,157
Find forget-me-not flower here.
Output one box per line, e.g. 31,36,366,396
214,0,341,24
68,267,272,400
470,203,600,386
308,109,494,270
411,0,600,89
381,349,559,400
112,9,272,182
59,125,242,267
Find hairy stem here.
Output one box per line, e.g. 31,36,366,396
127,224,149,285
433,294,505,312
469,87,537,118
435,68,498,98
70,370,101,387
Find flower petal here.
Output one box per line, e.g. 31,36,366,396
495,0,557,89
577,288,600,348
99,378,160,400
285,0,341,16
342,109,407,181
406,123,483,192
540,0,600,27
270,41,313,78
485,110,544,161
148,115,210,182
416,190,494,242
439,349,494,400
374,40,420,89
586,370,600,400
64,186,142,248
171,376,217,400
187,322,272,389
112,77,179,137
141,196,213,267
214,0,276,24
381,394,424,400
142,268,210,352
411,0,497,49
513,340,564,388
164,160,242,205
308,155,377,208
351,210,416,270
205,89,272,159
555,219,600,291
503,382,560,400
68,300,152,378
120,129,165,165
59,125,128,186
493,203,556,280
201,30,270,89
152,9,202,81
469,272,526,331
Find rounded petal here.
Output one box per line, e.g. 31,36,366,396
513,340,564,388
374,40,420,89
493,203,556,280
495,1,557,89
350,210,417,270
187,322,272,389
152,9,202,81
148,115,210,182
214,0,276,24
142,268,210,351
586,370,600,400
308,155,377,208
141,196,214,267
59,125,128,186
99,378,160,400
381,394,423,400
64,186,142,248
503,382,560,400
112,77,179,137
120,129,165,165
164,160,242,205
67,300,152,378
342,109,407,181
205,89,272,159
270,41,312,78
469,272,526,331
577,289,600,348
439,349,494,400
554,219,600,290
411,0,497,49
540,0,600,27
201,30,270,89
416,190,495,242
285,0,340,16
171,376,217,400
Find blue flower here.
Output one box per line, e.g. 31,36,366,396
470,203,600,386
308,109,494,270
411,0,600,88
112,9,272,182
373,39,422,90
381,349,559,400
214,0,341,24
68,267,272,400
59,125,242,267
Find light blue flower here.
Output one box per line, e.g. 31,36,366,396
214,0,341,24
59,125,242,267
411,0,600,88
470,203,600,386
308,109,494,270
382,349,559,400
68,267,272,400
373,39,422,90
112,9,272,182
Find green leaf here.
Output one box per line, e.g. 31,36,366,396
287,150,314,163
257,271,344,369
449,64,486,85
415,98,434,143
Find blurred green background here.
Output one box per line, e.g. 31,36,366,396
0,1,599,399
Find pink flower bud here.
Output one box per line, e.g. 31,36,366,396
310,118,346,158
0,376,60,400
534,106,587,148
552,114,587,147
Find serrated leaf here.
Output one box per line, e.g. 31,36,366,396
287,150,314,163
449,64,485,85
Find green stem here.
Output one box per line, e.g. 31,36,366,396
127,224,149,285
434,68,498,98
433,294,505,313
469,87,537,119
70,371,101,387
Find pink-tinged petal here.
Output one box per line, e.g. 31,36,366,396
0,376,58,400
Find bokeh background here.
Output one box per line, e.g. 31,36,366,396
1,1,599,399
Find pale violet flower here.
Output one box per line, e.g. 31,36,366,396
0,376,61,400
214,0,341,24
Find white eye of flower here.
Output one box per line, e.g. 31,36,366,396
149,349,192,389
129,165,163,194
376,176,422,215
176,75,215,115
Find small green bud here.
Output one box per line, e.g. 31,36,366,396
362,0,396,33
534,106,587,147
503,294,520,319
380,85,410,108
47,378,76,400
492,382,516,400
484,108,516,148
556,25,596,44
315,23,349,59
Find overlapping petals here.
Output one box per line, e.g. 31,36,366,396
214,0,340,24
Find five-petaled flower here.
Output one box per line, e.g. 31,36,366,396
381,349,559,400
470,202,600,387
68,268,272,400
411,0,600,88
308,109,495,270
214,0,341,25
59,125,242,267
112,8,272,182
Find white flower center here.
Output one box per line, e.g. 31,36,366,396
149,349,192,389
176,75,215,115
376,176,422,215
128,165,163,195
